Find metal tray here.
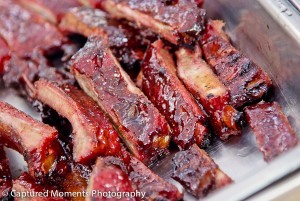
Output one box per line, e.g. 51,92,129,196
1,0,300,200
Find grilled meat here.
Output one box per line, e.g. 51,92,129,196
86,158,138,201
244,101,298,161
102,155,183,201
97,0,206,45
201,20,272,108
59,7,157,78
70,36,171,165
35,79,122,164
141,40,209,149
0,0,66,58
0,101,69,180
176,45,242,140
172,144,232,198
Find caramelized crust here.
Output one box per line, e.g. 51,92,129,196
0,101,67,179
86,158,137,201
244,101,298,161
141,40,209,149
35,79,122,164
172,144,232,198
201,20,272,108
70,36,171,165
59,7,156,76
0,146,12,200
97,0,206,44
13,173,64,201
0,37,10,75
176,46,242,140
0,0,65,58
18,0,81,23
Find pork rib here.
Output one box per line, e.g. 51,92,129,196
17,0,81,24
86,158,138,201
172,144,232,198
0,146,12,200
0,0,65,58
176,46,242,140
59,7,156,76
70,36,171,165
97,0,206,45
35,79,122,164
201,20,272,108
102,155,183,201
0,101,67,179
141,40,209,149
244,101,298,161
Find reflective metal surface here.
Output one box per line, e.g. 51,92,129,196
1,0,300,200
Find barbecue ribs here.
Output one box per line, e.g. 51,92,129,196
141,40,209,149
244,101,298,161
201,20,272,108
70,36,171,165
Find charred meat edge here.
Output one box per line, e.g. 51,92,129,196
201,20,272,108
172,144,232,198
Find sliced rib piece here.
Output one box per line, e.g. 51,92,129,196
17,0,81,24
35,79,122,164
70,36,171,165
201,20,272,108
0,37,10,75
0,0,65,58
172,144,232,198
13,173,64,201
0,101,67,179
176,46,242,140
127,156,183,201
97,0,206,45
102,155,183,201
86,158,137,201
0,146,12,200
244,101,298,161
141,40,209,149
59,7,156,76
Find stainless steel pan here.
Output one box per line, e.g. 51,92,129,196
1,0,300,200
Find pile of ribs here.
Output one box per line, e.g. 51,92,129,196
0,0,298,200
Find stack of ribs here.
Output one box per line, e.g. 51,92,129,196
69,36,171,165
59,7,157,78
0,0,298,200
